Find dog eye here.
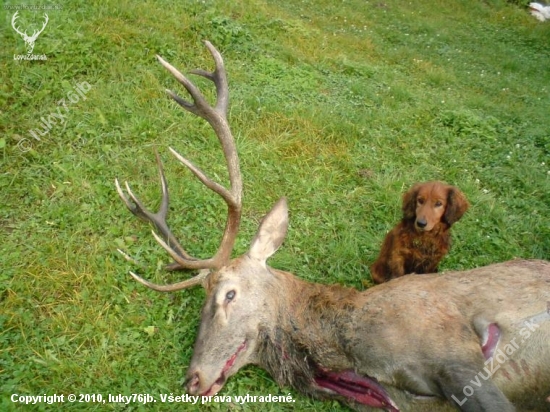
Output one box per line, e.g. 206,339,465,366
435,201,443,207
225,290,236,301
417,198,425,205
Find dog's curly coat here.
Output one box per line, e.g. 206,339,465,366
370,181,469,284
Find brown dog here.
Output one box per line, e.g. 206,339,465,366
370,181,469,284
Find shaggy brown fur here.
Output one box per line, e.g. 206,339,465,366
370,181,469,284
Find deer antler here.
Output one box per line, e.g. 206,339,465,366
11,12,27,38
11,12,48,40
29,14,49,41
116,41,242,291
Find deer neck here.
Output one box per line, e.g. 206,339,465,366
256,269,359,391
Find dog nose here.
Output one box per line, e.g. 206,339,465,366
416,218,427,229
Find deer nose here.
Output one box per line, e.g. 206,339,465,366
185,372,201,395
416,218,427,229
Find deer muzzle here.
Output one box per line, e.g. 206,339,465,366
185,340,248,396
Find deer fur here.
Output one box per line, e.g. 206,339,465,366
117,43,550,412
186,198,550,412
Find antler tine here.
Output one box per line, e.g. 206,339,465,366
115,150,194,263
117,41,243,292
11,12,26,37
157,54,241,200
129,269,209,292
191,41,229,115
167,146,233,205
153,41,242,267
34,13,49,37
156,41,228,117
156,43,242,200
156,56,205,118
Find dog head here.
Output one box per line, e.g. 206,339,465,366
402,181,469,231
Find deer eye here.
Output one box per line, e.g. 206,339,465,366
225,290,236,301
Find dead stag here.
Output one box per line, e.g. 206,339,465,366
116,42,550,412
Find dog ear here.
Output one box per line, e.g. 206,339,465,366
444,187,469,226
402,184,420,220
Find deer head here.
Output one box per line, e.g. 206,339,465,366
114,39,295,400
182,197,289,396
11,11,49,55
116,42,550,411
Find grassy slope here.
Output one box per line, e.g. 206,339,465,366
1,0,549,410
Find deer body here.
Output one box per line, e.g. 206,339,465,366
116,42,550,411
188,216,550,411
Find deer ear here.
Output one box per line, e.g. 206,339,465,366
248,197,289,262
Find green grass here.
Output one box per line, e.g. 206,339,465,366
1,0,549,410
